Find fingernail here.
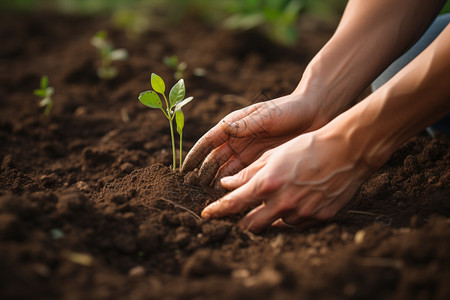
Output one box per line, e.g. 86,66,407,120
201,206,213,218
221,176,232,184
201,210,210,219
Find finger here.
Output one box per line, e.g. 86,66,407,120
222,101,283,138
201,178,263,219
271,218,319,230
240,202,281,234
219,157,267,190
182,124,228,172
197,142,234,186
212,157,246,189
182,106,258,173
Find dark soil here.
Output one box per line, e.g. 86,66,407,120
1,12,449,300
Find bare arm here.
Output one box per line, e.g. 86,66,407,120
328,22,450,171
182,0,446,187
201,9,450,233
295,0,446,125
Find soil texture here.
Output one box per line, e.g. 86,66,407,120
0,13,449,300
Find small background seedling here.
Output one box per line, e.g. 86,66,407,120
91,30,128,80
163,55,187,81
138,73,193,170
34,76,54,115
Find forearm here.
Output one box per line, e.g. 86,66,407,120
295,0,445,126
326,23,450,169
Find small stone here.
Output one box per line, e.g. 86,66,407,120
232,269,250,279
354,230,366,244
1,154,14,169
120,162,134,174
243,267,282,288
129,265,146,277
57,190,88,213
76,181,90,193
40,173,59,188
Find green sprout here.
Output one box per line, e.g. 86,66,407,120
163,55,187,81
34,76,54,115
138,73,193,170
90,30,128,80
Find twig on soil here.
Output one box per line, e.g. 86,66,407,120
346,210,382,216
241,221,263,242
357,257,404,269
346,210,392,226
158,197,202,221
139,203,163,213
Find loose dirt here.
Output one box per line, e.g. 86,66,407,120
0,13,449,300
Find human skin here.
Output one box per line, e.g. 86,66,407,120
182,0,449,232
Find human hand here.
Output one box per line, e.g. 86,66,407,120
201,128,375,233
182,93,321,186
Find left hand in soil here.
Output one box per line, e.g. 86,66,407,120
201,128,374,233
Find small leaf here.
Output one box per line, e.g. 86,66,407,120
151,73,165,94
34,89,46,98
40,76,48,89
175,109,184,135
174,96,194,111
139,90,162,109
169,79,185,108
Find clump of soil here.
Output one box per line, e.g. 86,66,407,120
0,12,449,300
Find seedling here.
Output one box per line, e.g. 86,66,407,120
34,76,54,115
163,55,187,81
91,30,128,80
138,73,193,170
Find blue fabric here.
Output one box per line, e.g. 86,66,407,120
371,13,450,132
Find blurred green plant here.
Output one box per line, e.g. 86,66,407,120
441,2,450,14
1,0,350,47
223,0,304,46
164,55,187,81
34,76,54,115
91,30,128,80
111,9,152,36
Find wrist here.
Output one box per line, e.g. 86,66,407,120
292,63,355,129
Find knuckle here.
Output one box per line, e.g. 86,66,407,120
297,205,314,218
255,175,283,195
275,197,297,213
222,198,241,214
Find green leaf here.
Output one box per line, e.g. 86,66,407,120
175,109,184,135
169,79,185,108
174,96,194,111
151,73,165,94
40,76,48,89
138,90,162,109
34,89,46,98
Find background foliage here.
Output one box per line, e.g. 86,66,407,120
1,0,448,46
